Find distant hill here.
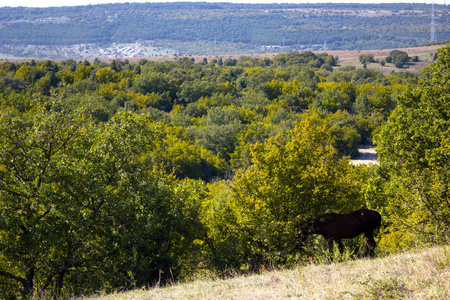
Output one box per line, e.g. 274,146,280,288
0,2,449,59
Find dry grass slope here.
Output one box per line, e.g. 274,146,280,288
88,246,450,300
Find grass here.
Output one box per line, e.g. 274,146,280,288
328,44,445,75
85,245,450,300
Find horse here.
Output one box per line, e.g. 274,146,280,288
295,209,381,258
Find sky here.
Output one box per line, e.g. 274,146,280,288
0,0,447,8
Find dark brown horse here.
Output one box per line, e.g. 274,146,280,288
296,209,381,257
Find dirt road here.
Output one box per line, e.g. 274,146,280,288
350,146,378,165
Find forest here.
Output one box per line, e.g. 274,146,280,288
0,2,449,58
0,45,449,299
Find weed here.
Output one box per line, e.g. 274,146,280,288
438,246,450,269
360,276,409,299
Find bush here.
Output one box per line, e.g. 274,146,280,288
387,50,410,68
359,53,375,64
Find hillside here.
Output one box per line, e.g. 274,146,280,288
0,2,449,59
1,42,449,299
88,246,450,299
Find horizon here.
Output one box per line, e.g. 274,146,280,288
1,0,448,8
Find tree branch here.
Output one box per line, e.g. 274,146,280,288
0,269,26,285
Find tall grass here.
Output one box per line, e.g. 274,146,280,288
84,245,450,300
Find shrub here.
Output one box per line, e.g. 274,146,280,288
388,50,410,68
359,53,375,64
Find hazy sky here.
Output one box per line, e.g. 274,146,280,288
1,0,447,8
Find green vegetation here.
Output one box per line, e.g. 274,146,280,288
385,50,411,68
0,3,449,58
376,45,450,248
359,53,375,65
0,45,449,299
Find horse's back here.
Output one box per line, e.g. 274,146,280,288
326,213,364,239
325,209,381,239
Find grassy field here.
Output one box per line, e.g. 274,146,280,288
326,44,445,75
86,245,450,300
120,44,445,75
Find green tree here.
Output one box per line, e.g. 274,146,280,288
359,53,375,64
133,71,177,100
190,123,242,161
151,126,225,181
313,81,356,113
96,67,116,84
178,78,217,104
375,46,450,249
328,110,362,157
386,50,410,68
210,113,362,267
280,79,314,111
35,76,52,95
73,65,93,82
0,102,87,297
14,65,32,83
0,102,208,298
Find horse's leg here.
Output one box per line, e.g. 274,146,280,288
337,239,344,254
327,239,334,261
364,233,377,257
327,239,334,252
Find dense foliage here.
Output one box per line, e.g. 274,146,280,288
376,46,450,248
0,46,449,299
0,3,449,57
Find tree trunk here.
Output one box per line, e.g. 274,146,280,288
22,267,35,299
54,269,66,299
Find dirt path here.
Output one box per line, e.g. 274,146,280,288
350,146,378,165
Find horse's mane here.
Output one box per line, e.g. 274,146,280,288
300,209,380,227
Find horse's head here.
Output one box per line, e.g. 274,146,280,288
295,220,319,247
295,230,309,246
